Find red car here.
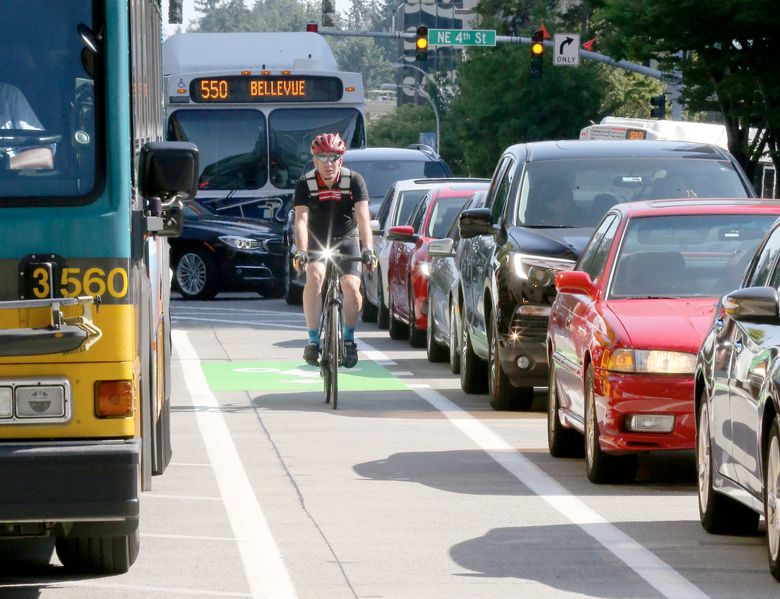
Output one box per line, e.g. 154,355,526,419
387,181,489,346
547,199,780,484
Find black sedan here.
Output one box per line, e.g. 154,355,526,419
170,200,285,300
457,139,755,410
695,215,780,581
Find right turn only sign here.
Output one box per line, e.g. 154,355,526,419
553,33,580,66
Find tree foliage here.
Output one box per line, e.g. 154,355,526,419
192,0,319,33
591,0,780,190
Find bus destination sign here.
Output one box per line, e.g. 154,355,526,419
190,75,343,103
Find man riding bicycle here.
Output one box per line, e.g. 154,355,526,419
292,133,376,368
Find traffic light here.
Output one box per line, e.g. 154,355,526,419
322,0,335,27
416,25,429,61
530,30,544,79
650,94,666,119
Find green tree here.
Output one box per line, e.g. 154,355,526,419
192,0,318,33
591,0,780,190
368,104,436,149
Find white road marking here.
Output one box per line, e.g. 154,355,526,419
170,461,212,467
142,533,237,542
172,316,305,330
37,581,251,597
144,493,222,501
357,340,709,599
391,371,414,376
174,330,298,599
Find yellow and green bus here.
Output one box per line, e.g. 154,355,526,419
0,0,197,573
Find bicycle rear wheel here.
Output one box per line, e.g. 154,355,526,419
328,303,340,409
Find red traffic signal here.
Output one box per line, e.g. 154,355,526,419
306,22,318,32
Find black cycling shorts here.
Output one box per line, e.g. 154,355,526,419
310,235,362,278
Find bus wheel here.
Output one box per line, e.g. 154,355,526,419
55,529,140,574
174,248,218,300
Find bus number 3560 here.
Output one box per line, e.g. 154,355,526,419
32,267,129,299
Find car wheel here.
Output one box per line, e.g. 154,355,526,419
584,365,636,484
388,291,408,340
56,528,139,574
408,288,426,347
377,273,390,330
766,419,780,581
547,358,582,457
426,304,447,362
361,274,378,323
284,248,302,305
460,318,486,394
488,310,532,411
449,301,461,374
173,248,218,300
697,396,759,534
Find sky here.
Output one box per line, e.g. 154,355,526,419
162,0,351,37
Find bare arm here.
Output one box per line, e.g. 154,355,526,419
355,201,373,250
293,205,309,272
9,147,53,170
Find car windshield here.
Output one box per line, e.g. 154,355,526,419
346,159,450,202
426,196,474,238
516,158,750,228
269,108,364,189
609,214,777,299
168,109,267,191
0,0,99,202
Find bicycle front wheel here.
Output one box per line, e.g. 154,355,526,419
328,303,339,409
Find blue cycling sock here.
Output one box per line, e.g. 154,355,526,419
307,329,319,345
344,326,355,342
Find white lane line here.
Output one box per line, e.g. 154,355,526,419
357,339,709,599
174,307,304,317
174,330,298,599
144,493,222,501
170,461,212,468
392,371,414,377
15,581,252,597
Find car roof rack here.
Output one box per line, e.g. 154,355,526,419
406,143,438,158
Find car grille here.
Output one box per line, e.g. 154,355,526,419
265,238,285,255
508,315,549,340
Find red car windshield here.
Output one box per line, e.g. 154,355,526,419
609,214,777,299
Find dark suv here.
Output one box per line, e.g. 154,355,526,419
456,139,755,410
283,145,453,304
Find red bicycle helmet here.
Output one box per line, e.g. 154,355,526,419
310,132,346,155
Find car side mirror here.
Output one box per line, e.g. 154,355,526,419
387,225,418,243
724,286,780,322
370,219,381,234
459,208,493,238
428,237,455,257
555,270,597,298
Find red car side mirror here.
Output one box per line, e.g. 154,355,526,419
555,270,596,298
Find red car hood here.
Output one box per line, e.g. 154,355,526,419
608,298,718,352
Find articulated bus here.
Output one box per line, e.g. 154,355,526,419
162,32,367,223
0,0,197,573
580,116,777,198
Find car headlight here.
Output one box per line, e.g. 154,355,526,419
605,349,696,374
510,254,575,287
416,261,431,277
219,235,264,251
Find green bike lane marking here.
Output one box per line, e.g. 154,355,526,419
202,360,409,393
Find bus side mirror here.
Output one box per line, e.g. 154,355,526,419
139,141,199,202
139,142,199,237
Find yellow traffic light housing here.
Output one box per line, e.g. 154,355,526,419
530,30,544,79
416,25,429,61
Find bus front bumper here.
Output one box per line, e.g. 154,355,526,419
0,439,139,528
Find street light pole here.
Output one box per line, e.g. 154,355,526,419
382,83,439,155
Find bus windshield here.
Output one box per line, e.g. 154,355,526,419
168,109,267,191
269,107,363,189
0,0,99,203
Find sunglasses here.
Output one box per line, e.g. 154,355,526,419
314,153,341,163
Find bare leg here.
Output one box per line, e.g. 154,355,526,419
303,261,325,331
341,273,362,327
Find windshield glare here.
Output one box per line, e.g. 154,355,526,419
168,109,267,191
609,214,776,298
517,158,749,227
0,0,99,201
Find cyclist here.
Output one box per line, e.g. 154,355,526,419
292,133,376,368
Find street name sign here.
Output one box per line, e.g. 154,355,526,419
428,29,496,47
553,33,580,66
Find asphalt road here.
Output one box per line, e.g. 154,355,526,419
0,294,775,598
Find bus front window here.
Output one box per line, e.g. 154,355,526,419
269,108,364,189
0,0,100,203
167,109,268,190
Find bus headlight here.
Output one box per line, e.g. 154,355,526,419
0,387,12,418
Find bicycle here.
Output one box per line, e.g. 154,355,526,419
313,249,366,410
